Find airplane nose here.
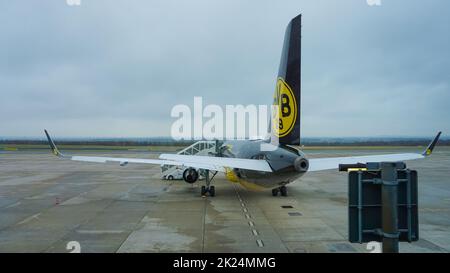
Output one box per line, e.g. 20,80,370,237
294,157,309,172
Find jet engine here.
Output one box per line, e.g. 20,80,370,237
183,168,199,184
294,157,309,172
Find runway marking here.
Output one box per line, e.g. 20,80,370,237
234,185,265,248
6,201,21,208
256,239,264,247
421,208,450,212
288,212,302,216
76,230,125,234
17,213,41,225
201,193,207,253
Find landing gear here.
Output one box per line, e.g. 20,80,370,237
201,186,207,196
280,186,288,197
201,170,217,197
209,186,215,197
272,186,287,197
201,185,216,197
272,188,279,196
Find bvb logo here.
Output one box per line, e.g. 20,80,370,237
272,78,297,137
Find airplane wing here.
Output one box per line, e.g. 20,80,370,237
308,132,442,172
44,130,273,173
159,154,273,172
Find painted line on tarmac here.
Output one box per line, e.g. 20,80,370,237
234,185,264,248
256,239,264,247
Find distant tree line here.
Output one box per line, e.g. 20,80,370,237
300,140,450,146
0,140,196,146
1,139,448,146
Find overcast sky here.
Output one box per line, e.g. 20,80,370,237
0,0,449,138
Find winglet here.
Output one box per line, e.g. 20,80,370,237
422,131,442,156
44,130,63,157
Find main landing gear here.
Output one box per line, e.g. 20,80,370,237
272,186,288,197
201,169,217,197
201,185,215,197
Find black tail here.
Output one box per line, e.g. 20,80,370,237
271,14,301,146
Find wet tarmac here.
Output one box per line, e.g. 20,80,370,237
0,147,449,253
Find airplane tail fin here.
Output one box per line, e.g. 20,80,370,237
271,14,302,146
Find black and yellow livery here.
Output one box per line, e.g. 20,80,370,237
272,14,302,146
422,131,441,156
44,129,62,157
272,78,297,138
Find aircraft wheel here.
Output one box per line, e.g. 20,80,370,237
201,186,207,196
209,186,216,197
280,186,287,197
272,188,279,196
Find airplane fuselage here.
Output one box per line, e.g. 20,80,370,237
220,140,309,190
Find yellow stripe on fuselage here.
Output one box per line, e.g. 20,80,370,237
224,167,267,191
347,168,367,172
224,167,240,183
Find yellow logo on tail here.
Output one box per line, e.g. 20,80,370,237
272,78,297,137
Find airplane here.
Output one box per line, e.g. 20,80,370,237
44,14,441,197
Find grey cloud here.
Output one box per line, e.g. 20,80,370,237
0,0,449,137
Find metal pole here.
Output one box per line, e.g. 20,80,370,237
381,162,399,253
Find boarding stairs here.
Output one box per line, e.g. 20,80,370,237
161,141,218,176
